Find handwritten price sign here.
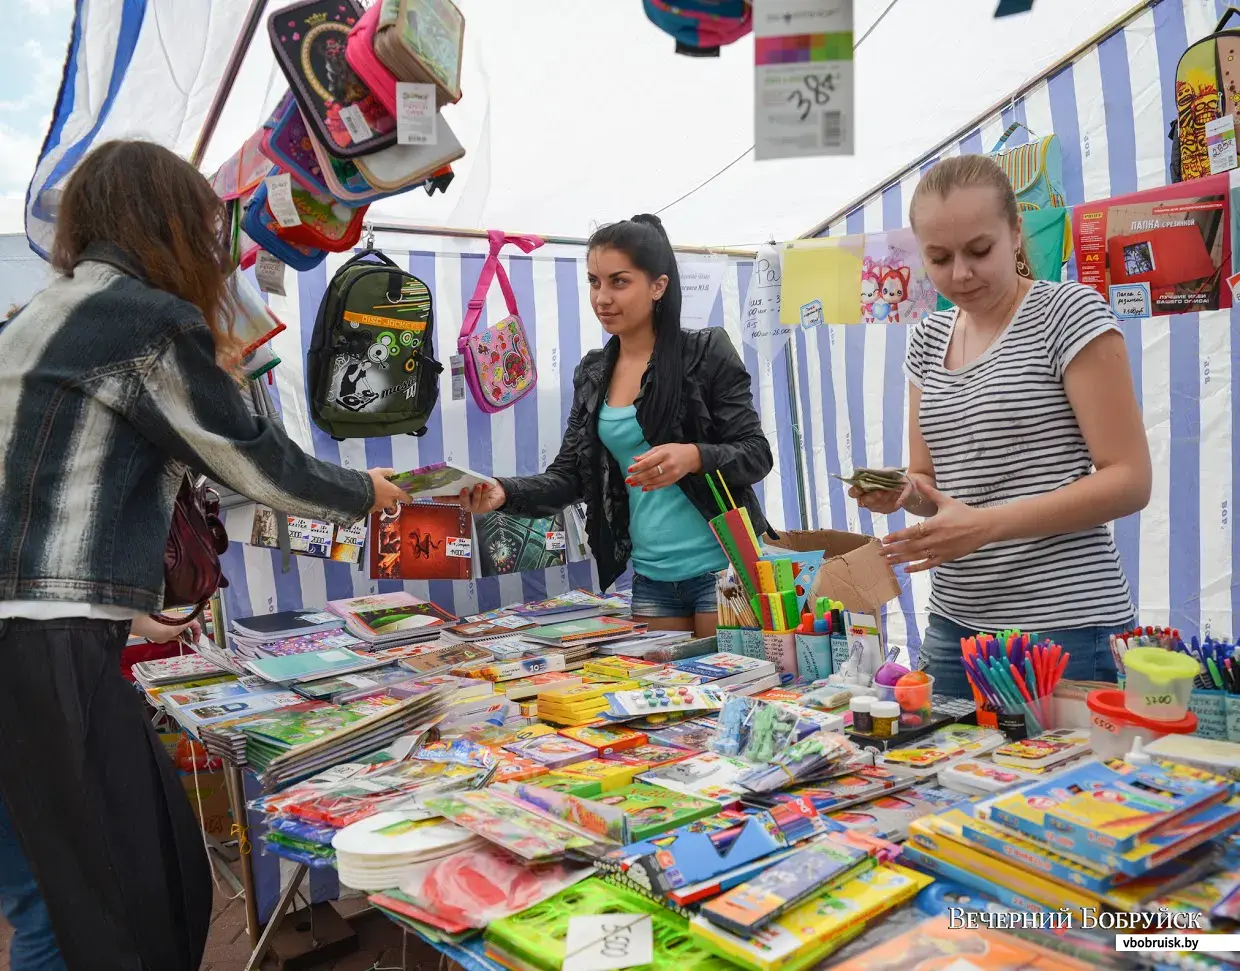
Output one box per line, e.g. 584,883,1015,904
753,0,854,160
563,914,653,971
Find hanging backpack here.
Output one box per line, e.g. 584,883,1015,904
458,230,543,413
642,0,751,57
1168,7,1240,183
307,247,443,439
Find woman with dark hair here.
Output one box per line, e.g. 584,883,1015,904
460,214,773,638
0,140,409,971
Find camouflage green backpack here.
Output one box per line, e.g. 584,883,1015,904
307,249,443,440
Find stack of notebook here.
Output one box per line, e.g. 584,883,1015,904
133,652,231,690
244,647,391,685
231,609,346,643
242,686,452,788
327,592,457,647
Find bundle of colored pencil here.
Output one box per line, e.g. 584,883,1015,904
960,631,1068,734
705,473,763,597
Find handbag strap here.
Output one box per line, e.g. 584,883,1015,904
459,230,545,345
990,121,1039,154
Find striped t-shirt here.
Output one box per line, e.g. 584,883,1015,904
904,279,1136,632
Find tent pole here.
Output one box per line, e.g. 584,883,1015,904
190,0,269,168
801,0,1158,238
363,221,758,258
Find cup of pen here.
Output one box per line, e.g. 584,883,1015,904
962,640,1064,738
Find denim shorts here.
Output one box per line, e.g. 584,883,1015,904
917,613,1130,699
630,572,718,618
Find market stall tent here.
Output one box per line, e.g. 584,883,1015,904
19,0,1142,250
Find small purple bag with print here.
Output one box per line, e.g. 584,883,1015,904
458,230,544,413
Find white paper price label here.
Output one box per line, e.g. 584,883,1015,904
446,537,472,558
396,82,438,145
563,915,653,971
1208,114,1239,174
339,103,374,144
264,172,302,229
545,531,567,551
255,251,286,295
450,353,466,401
336,521,367,545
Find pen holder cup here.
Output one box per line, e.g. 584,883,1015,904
873,673,936,731
715,627,746,655
739,628,767,661
1122,647,1201,722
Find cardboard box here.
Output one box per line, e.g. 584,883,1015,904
765,529,900,612
180,769,234,841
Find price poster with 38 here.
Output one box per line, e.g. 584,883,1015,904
753,0,854,160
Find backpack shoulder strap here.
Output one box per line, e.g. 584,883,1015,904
458,230,545,346
990,121,1038,153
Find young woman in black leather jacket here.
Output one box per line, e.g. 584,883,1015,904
461,215,773,638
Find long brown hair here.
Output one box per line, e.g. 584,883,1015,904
50,140,239,347
909,154,1034,279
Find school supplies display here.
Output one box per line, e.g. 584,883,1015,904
332,811,481,891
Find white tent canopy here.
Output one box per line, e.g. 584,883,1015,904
17,0,1143,249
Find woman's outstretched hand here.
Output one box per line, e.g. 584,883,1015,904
459,481,507,514
627,444,702,491
368,468,413,514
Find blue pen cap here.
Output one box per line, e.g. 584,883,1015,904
813,619,828,634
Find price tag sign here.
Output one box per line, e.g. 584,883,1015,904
396,82,438,145
339,103,374,144
264,172,302,229
255,251,287,296
446,536,472,558
336,520,367,545
1208,114,1238,174
563,915,653,971
545,531,567,551
449,353,466,401
753,0,854,161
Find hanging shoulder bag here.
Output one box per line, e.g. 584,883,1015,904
148,474,230,626
458,230,544,413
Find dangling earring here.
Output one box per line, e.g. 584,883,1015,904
1016,252,1030,278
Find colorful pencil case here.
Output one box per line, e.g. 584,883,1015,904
345,2,399,116
373,0,465,106
261,98,331,195
267,0,397,160
280,182,367,252
354,116,465,192
306,127,407,207
243,179,327,272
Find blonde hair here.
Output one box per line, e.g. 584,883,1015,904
909,155,1033,278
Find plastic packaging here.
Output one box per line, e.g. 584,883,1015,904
1122,647,1200,721
1086,688,1197,759
870,701,900,738
850,696,876,735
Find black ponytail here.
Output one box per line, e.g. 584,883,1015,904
587,213,684,440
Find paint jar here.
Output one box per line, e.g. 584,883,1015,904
849,696,877,735
870,701,901,739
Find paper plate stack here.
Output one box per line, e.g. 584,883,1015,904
332,811,482,891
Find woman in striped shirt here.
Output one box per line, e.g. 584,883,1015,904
855,155,1150,698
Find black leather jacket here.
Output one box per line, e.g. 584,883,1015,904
498,328,773,591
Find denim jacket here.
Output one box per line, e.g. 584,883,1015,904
0,245,372,613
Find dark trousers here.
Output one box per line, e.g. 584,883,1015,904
0,619,211,970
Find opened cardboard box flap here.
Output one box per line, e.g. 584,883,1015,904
765,528,901,613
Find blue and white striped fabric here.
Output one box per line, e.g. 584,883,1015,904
800,0,1234,651
218,238,799,627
